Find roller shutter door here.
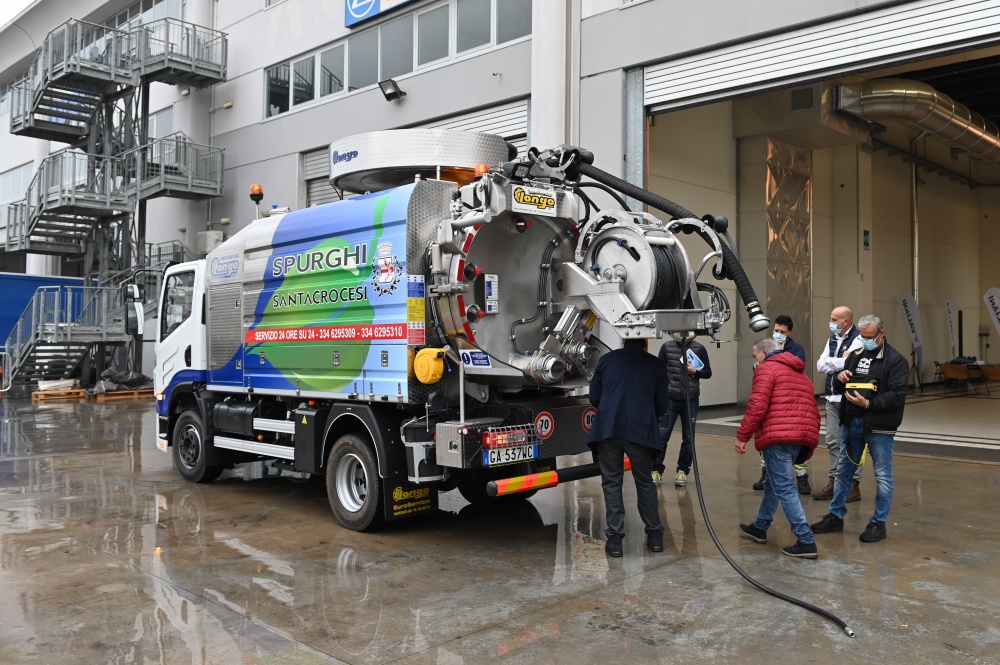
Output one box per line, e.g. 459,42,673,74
304,149,355,207
645,0,1000,113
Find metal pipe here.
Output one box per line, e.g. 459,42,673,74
839,79,1000,162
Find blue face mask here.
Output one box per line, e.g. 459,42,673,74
829,322,840,334
772,332,787,344
862,336,879,351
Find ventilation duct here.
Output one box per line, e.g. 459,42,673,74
837,78,1000,162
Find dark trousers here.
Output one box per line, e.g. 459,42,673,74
594,437,665,539
654,397,699,474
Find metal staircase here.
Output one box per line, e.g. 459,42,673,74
1,15,227,388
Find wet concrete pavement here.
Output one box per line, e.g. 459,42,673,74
0,395,998,664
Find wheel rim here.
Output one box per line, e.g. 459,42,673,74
177,424,201,470
336,453,368,513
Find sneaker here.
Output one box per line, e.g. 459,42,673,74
810,513,844,534
811,477,834,500
605,535,624,557
782,541,818,559
674,471,687,487
651,471,662,487
846,481,861,503
646,532,664,552
859,521,887,543
739,523,767,544
796,473,811,495
752,467,766,491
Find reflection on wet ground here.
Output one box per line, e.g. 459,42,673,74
0,396,998,663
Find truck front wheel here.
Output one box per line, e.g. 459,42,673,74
326,433,385,531
172,411,223,483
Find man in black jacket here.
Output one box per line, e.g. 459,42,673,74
589,338,670,557
811,314,908,543
653,337,712,488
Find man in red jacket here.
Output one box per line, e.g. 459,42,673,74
735,338,821,558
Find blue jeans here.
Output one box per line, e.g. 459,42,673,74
654,397,698,474
594,438,664,539
829,417,895,523
753,444,815,544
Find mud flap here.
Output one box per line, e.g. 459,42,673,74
383,476,438,521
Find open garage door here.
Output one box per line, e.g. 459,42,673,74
645,0,1000,113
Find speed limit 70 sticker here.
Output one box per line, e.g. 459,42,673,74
582,407,597,433
534,411,555,439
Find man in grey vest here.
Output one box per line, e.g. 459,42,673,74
812,305,864,502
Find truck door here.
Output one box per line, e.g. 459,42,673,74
154,262,207,396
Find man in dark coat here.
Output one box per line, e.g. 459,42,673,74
654,337,712,488
811,314,908,543
736,338,821,558
589,338,670,557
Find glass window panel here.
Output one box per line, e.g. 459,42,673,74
348,29,379,91
320,46,345,97
457,0,490,52
497,0,531,44
293,56,315,105
417,6,449,65
266,63,290,117
380,15,413,81
160,271,195,340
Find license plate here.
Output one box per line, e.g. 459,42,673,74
483,444,537,466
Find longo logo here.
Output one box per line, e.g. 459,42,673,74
331,150,359,166
393,486,431,501
513,187,555,210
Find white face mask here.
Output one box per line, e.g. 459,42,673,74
772,332,787,345
829,322,840,334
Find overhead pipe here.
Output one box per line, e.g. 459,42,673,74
837,78,1000,162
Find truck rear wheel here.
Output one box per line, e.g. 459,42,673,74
326,433,385,531
172,411,224,483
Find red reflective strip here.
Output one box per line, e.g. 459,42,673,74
462,232,475,254
473,224,483,232
463,322,476,342
494,471,558,496
456,258,465,282
457,294,466,316
623,455,632,472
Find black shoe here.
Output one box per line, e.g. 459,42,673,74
796,474,811,495
782,541,818,559
810,513,844,534
859,521,887,543
646,532,664,552
752,467,766,491
605,535,623,557
739,523,767,544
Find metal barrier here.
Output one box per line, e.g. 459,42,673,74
120,133,224,200
4,286,130,375
133,18,227,80
0,351,10,392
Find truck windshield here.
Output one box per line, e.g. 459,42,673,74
160,271,195,341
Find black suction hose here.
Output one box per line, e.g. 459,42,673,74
677,338,856,638
571,162,770,332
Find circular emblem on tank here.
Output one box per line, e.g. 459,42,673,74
328,129,515,194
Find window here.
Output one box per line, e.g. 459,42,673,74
0,163,33,205
160,271,195,340
320,46,345,97
418,6,449,66
262,0,530,118
103,0,178,29
497,0,531,44
293,57,315,105
147,106,173,140
380,15,414,81
348,29,379,92
266,63,290,117
458,0,491,53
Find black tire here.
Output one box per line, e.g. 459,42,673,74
326,433,384,532
172,410,223,483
